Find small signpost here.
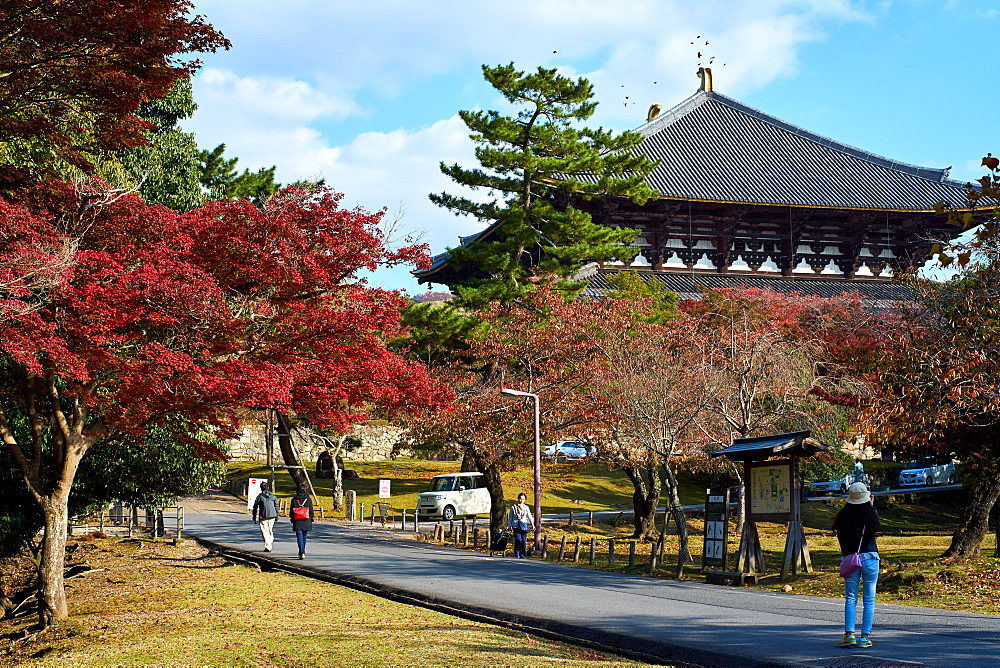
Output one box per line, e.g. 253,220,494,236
703,487,730,571
247,477,264,511
378,479,391,499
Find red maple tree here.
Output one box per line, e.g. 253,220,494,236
0,0,229,179
0,182,451,627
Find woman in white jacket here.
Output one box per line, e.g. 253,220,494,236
507,492,534,558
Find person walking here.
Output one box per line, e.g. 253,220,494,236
507,492,534,558
289,483,314,559
833,481,881,649
251,481,280,552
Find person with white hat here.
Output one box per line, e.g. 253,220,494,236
832,481,881,649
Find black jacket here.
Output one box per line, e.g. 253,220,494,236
289,493,314,532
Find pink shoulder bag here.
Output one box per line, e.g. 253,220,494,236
839,533,865,578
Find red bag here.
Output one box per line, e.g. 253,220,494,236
291,499,309,520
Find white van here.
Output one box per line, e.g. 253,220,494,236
416,473,491,521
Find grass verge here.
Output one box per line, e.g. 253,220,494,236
0,535,645,667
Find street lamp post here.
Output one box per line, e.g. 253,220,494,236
500,388,542,551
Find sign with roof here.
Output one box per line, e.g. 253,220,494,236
711,430,831,580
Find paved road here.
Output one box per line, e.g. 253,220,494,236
181,491,1000,667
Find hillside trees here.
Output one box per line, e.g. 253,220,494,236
429,63,658,307
0,0,229,183
0,184,450,627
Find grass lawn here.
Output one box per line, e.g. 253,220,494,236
0,536,644,667
225,459,722,518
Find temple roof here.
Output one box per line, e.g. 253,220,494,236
628,90,971,211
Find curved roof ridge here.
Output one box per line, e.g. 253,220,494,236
639,90,963,187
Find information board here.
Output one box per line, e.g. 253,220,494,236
702,487,730,570
747,461,791,521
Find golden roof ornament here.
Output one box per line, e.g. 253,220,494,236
698,67,713,92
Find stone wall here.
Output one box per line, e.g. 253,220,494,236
225,423,410,462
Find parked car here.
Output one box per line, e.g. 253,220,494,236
542,441,590,461
808,473,859,496
416,473,491,521
898,457,956,487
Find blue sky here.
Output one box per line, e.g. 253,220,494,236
185,0,997,294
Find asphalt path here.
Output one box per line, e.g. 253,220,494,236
182,491,1000,668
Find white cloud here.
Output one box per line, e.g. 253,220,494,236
185,0,875,290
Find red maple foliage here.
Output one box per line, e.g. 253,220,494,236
0,0,229,176
0,182,451,626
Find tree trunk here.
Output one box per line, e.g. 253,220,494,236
662,462,693,578
622,464,661,541
942,457,1000,558
332,465,344,511
471,451,507,535
37,495,70,627
460,451,477,473
275,412,307,490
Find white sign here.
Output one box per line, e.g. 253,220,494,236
378,479,391,499
247,478,264,511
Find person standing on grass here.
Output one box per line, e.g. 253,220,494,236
833,482,881,649
507,492,533,558
251,481,280,552
289,483,314,559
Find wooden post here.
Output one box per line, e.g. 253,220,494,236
359,502,365,523
461,519,468,546
589,537,596,565
649,540,658,573
629,541,636,568
608,538,615,566
485,529,491,553
557,536,567,561
568,510,574,526
401,509,407,531
588,510,594,525
449,519,455,539
573,536,582,563
346,491,357,521
473,528,479,549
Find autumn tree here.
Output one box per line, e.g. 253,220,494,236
408,287,609,534
684,289,867,526
0,0,229,183
429,62,658,307
0,183,450,627
856,239,1000,558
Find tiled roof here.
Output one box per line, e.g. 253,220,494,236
624,91,973,211
582,269,914,305
711,431,831,460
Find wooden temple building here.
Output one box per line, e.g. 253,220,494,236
415,70,971,303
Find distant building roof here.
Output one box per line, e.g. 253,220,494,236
618,90,971,212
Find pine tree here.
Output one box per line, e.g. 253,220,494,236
430,63,659,306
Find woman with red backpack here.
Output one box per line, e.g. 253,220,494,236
289,483,314,559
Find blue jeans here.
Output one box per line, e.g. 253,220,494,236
295,529,308,555
512,529,529,558
844,555,879,634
